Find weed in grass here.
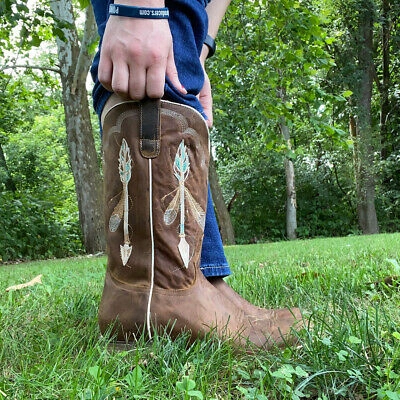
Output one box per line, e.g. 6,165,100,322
176,376,204,399
79,364,119,399
123,364,146,398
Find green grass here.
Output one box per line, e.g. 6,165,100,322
0,233,399,399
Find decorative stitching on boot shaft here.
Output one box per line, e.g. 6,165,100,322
163,140,205,268
109,138,133,266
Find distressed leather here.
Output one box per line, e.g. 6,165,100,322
99,99,301,349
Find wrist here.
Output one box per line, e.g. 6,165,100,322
203,34,216,58
200,46,209,65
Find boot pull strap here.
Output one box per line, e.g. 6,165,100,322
139,98,161,158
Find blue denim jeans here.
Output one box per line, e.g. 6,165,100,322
90,0,231,277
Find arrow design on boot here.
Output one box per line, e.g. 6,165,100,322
115,138,132,266
163,140,205,268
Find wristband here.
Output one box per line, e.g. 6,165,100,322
204,34,216,58
109,4,169,19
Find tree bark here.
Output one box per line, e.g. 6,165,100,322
380,0,391,159
279,118,297,240
352,0,379,234
49,1,105,253
209,155,235,245
0,143,16,192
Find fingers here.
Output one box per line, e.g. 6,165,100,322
99,40,149,100
97,55,113,93
144,54,170,98
112,63,131,99
166,46,187,95
128,65,147,100
98,17,186,101
198,72,213,127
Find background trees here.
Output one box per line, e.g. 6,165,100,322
209,0,399,243
49,0,104,254
0,0,399,260
208,0,353,242
1,0,104,260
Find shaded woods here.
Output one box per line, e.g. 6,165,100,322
0,0,399,260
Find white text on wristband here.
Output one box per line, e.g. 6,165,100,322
109,4,169,19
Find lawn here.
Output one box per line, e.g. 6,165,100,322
0,233,399,399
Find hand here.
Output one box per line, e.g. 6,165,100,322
98,14,186,100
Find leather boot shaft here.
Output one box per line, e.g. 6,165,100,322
102,99,209,291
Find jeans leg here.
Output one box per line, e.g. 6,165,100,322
200,185,231,278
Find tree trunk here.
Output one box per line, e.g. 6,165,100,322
284,158,297,240
50,0,105,253
0,143,16,192
279,118,297,240
380,0,391,160
209,155,235,245
353,1,379,234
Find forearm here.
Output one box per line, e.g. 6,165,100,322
206,0,232,38
200,0,231,61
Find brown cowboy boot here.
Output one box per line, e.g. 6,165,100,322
209,277,302,341
99,97,302,349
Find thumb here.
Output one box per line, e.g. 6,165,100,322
198,72,213,127
166,47,187,95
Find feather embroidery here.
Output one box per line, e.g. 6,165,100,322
163,190,180,226
163,140,205,268
109,197,124,232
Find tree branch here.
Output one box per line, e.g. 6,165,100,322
0,64,61,74
71,5,98,94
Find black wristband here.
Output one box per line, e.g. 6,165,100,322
204,34,216,59
109,4,169,19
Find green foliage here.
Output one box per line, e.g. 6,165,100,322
217,148,287,242
216,139,358,242
294,153,358,238
0,100,83,261
0,192,82,261
210,0,337,139
6,108,74,200
0,0,73,54
124,365,147,397
376,152,400,232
